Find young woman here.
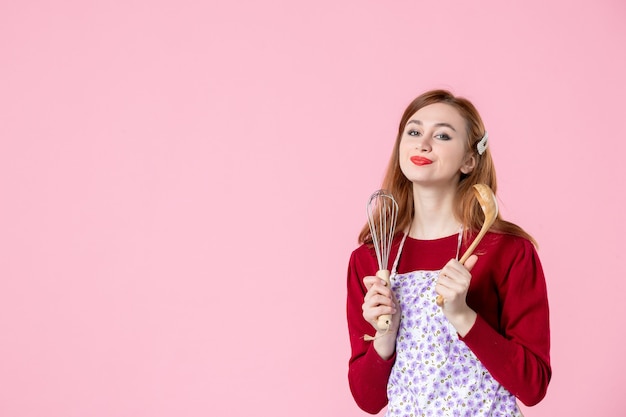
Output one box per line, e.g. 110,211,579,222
346,90,551,416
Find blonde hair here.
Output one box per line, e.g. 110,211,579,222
358,89,536,246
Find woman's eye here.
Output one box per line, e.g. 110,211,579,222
407,130,421,136
435,133,451,140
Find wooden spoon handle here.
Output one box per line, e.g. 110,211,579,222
435,228,490,307
436,184,498,307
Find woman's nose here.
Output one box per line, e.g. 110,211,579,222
415,135,432,151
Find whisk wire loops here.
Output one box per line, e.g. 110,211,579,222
366,190,399,272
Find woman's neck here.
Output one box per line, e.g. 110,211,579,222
409,184,460,240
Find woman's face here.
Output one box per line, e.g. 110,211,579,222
399,102,476,187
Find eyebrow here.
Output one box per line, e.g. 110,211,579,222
407,119,457,132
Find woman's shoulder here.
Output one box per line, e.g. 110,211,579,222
348,242,375,272
349,234,405,271
482,231,536,249
478,231,540,266
350,242,373,266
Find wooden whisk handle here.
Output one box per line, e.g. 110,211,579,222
376,269,392,329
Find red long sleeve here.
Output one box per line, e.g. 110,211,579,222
460,236,551,405
346,246,396,413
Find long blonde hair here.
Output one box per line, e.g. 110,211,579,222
358,89,536,246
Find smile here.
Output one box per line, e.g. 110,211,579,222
410,156,433,166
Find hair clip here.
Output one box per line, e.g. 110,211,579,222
477,132,488,155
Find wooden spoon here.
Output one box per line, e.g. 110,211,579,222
436,183,499,307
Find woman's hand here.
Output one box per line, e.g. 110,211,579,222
362,275,400,359
436,255,479,337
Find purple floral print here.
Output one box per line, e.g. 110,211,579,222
386,270,522,417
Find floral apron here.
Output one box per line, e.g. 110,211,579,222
385,231,522,417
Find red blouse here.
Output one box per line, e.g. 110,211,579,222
346,232,551,414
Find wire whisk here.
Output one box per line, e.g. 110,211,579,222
366,190,399,329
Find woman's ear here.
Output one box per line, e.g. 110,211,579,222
460,153,476,174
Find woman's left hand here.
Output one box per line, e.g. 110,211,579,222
436,255,479,337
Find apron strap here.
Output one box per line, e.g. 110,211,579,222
390,225,464,277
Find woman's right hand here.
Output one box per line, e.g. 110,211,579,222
362,275,401,359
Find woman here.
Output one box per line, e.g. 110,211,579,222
346,90,551,416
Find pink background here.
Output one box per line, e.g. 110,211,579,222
1,1,625,416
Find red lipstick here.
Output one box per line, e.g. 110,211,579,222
410,156,433,166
